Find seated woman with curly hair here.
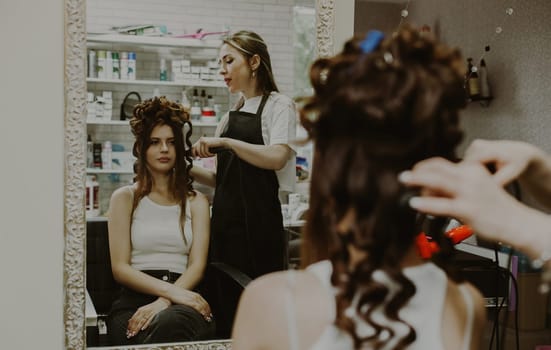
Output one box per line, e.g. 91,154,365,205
232,25,486,350
107,96,215,345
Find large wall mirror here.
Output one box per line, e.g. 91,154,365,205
63,0,336,348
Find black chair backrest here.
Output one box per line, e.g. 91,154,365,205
86,220,121,315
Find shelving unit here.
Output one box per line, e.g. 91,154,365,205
86,168,134,174
86,119,218,127
87,34,222,49
86,34,227,218
86,120,129,126
86,77,226,88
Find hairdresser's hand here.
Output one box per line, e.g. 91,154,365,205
126,297,170,338
399,157,523,242
464,139,541,185
167,284,213,322
465,139,551,208
192,136,228,158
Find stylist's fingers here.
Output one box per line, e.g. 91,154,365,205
193,138,209,158
399,158,459,196
464,139,528,185
198,139,208,157
407,196,459,218
463,139,508,165
201,139,217,158
463,139,493,161
491,164,525,186
191,140,203,158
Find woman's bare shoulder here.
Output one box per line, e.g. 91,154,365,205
234,269,333,349
241,269,329,316
458,281,487,324
111,184,135,202
445,279,487,339
108,185,135,219
243,270,305,299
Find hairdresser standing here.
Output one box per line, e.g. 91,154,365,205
192,31,297,279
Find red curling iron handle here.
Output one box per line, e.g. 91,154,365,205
416,225,474,259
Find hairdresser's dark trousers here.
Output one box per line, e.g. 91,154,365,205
107,270,215,346
211,93,285,279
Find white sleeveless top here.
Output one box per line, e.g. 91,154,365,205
130,192,193,274
286,260,474,350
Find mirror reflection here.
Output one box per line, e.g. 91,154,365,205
84,0,315,348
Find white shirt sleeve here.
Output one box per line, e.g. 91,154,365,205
268,94,298,153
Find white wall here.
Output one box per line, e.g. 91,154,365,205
0,0,64,348
407,0,551,155
333,0,355,54
354,0,551,155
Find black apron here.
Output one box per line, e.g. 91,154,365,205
210,94,284,279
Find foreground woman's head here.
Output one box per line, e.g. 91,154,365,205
300,25,467,348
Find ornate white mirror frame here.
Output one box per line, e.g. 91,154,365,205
63,0,334,348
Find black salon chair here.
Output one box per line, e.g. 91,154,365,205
196,262,252,339
86,220,121,347
85,220,252,346
288,238,302,269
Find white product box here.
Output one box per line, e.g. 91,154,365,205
111,151,135,171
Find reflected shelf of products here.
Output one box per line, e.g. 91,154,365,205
87,34,223,49
86,168,133,174
86,119,218,127
87,77,226,88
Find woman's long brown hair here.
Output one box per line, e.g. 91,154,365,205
223,30,279,111
223,30,279,94
299,25,467,349
129,96,195,242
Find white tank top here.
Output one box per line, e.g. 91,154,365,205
130,193,192,274
286,260,474,350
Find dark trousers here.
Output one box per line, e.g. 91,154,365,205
107,270,216,346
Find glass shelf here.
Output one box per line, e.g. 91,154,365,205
86,78,225,88
86,168,133,174
87,34,222,49
86,119,129,126
86,216,108,222
86,119,218,127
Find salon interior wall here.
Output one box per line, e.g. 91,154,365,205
0,0,64,348
354,0,551,210
88,0,314,211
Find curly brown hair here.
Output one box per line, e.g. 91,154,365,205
299,25,467,349
129,96,195,241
